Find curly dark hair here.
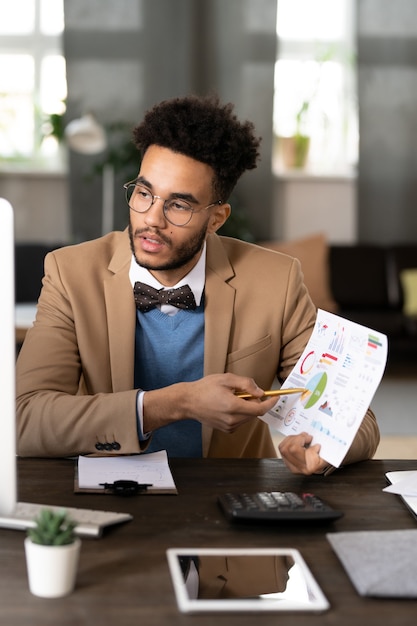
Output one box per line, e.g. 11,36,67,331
132,94,261,200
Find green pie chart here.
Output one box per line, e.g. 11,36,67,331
303,372,327,409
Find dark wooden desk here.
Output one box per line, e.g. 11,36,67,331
1,458,416,625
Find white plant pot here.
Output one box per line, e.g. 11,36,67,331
24,536,81,598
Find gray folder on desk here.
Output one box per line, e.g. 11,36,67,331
327,529,417,598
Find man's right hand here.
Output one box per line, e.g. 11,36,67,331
142,373,277,434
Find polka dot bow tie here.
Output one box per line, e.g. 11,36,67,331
133,281,197,312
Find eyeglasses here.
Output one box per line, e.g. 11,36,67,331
123,180,222,227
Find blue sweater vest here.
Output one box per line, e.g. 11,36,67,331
134,303,204,457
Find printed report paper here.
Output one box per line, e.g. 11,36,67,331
260,309,388,467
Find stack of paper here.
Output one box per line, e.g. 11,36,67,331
384,470,417,497
384,469,417,519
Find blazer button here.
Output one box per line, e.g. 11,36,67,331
95,442,104,451
104,443,113,451
112,442,121,450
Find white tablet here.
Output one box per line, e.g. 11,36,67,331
167,547,329,613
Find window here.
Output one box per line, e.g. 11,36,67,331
273,0,357,174
0,0,66,169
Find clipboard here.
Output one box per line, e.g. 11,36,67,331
74,451,178,495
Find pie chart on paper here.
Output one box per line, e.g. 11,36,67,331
302,372,327,409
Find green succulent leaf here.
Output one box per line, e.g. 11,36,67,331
27,509,77,546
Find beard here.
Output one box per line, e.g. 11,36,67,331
128,219,209,272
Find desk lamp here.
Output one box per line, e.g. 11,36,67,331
65,113,114,236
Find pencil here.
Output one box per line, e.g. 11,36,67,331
236,387,306,400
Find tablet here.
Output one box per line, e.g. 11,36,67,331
167,547,329,613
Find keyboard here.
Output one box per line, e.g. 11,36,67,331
0,501,133,538
218,491,343,522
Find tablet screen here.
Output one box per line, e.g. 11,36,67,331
167,548,329,613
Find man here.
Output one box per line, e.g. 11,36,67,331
16,95,379,474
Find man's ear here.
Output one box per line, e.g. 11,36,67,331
207,203,231,234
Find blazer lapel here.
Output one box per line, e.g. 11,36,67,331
105,230,136,392
204,234,235,375
202,235,235,455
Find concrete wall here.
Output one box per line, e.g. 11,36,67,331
357,0,417,243
63,0,277,242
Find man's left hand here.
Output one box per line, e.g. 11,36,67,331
278,432,329,475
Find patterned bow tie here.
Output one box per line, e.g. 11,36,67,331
133,281,197,312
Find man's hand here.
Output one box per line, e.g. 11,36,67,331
143,373,277,433
278,432,329,475
184,373,278,432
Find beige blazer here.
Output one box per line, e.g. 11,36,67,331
16,230,379,462
196,555,292,599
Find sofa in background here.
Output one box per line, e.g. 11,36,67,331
14,242,64,352
258,233,417,366
15,242,64,303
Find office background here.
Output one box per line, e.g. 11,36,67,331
1,0,417,247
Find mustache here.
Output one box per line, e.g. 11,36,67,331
133,227,172,247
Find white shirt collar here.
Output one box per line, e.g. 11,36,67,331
129,242,206,315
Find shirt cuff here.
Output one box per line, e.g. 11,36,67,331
136,390,152,441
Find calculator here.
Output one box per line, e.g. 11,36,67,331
217,491,343,522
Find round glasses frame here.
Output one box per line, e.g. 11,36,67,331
123,180,222,227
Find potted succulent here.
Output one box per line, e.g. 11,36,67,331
24,509,81,598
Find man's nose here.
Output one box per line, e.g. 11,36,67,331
144,196,167,227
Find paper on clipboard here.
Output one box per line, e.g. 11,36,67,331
75,450,177,494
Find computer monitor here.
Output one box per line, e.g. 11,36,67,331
0,198,17,515
0,228,130,533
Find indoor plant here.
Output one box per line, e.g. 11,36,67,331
24,508,81,598
279,100,311,169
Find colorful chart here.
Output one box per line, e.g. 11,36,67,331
300,350,316,375
328,325,346,354
284,408,297,427
302,372,328,409
319,400,333,417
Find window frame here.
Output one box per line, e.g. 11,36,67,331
0,0,65,171
273,0,357,175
